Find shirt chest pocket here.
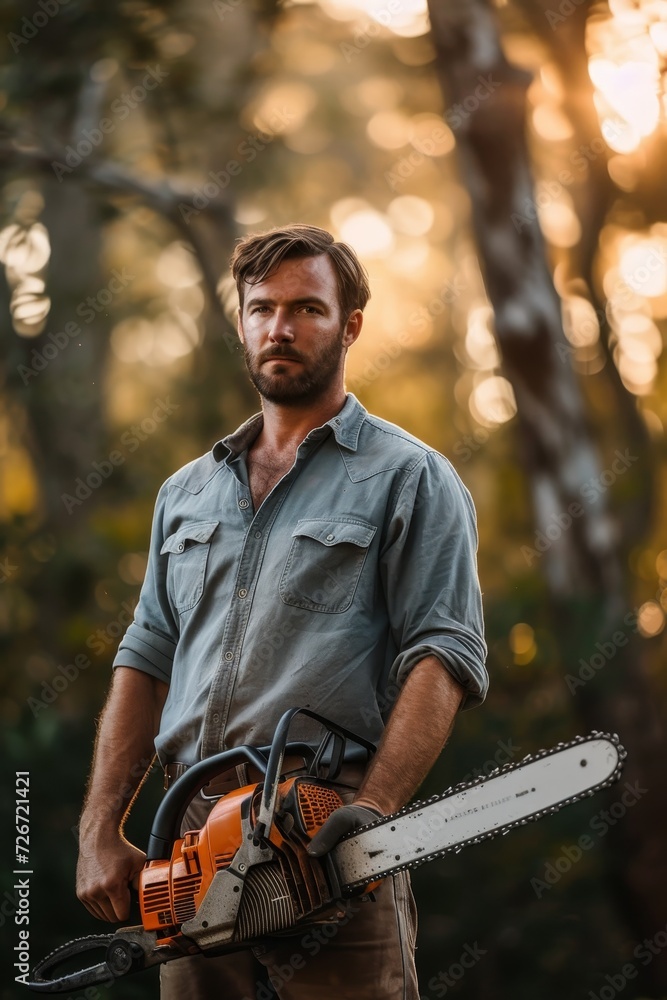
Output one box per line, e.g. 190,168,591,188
160,520,219,614
279,518,377,614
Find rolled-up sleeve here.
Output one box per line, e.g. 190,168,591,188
112,482,178,684
380,451,488,709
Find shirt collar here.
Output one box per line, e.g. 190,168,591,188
213,412,263,462
212,393,367,463
324,392,366,451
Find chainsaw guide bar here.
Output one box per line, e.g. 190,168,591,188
335,732,625,890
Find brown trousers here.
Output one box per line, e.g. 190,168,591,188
160,870,419,1000
160,781,420,1000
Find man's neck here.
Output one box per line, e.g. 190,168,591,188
254,389,347,455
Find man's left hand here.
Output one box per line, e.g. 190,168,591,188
307,803,382,857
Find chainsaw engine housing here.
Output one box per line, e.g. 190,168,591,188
140,776,349,951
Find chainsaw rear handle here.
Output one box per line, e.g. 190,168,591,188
28,934,116,993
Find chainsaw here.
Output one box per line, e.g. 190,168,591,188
28,707,626,993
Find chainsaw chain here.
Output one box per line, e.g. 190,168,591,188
339,731,626,892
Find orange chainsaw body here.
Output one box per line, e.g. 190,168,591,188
28,711,381,993
140,783,252,943
138,777,359,951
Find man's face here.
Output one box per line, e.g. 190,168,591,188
237,255,361,405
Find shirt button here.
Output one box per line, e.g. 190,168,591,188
177,542,184,551
326,533,335,541
224,651,234,661
212,713,220,724
239,498,249,509
238,588,248,598
254,530,262,539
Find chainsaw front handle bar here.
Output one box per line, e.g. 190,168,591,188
253,707,376,843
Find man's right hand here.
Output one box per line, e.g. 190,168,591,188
76,833,146,923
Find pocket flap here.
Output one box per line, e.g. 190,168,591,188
160,520,219,555
292,518,376,548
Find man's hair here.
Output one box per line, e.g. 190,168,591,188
230,224,371,320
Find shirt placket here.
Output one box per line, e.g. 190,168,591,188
201,432,327,756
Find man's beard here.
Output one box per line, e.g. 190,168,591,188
243,330,346,405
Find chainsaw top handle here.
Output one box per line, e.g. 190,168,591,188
147,707,376,860
148,744,273,860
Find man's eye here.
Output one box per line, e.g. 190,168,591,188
302,306,320,314
252,306,269,314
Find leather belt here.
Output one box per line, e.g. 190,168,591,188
164,756,366,797
163,762,189,789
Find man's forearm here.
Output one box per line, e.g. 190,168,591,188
80,666,167,839
77,666,168,922
354,655,464,815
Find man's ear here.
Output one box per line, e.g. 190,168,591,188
236,307,245,344
342,309,363,348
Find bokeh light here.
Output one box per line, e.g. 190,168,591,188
637,600,665,637
509,623,537,665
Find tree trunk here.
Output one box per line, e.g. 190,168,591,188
427,0,667,989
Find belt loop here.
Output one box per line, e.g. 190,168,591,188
164,762,189,789
235,763,248,787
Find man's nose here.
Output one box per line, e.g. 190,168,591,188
267,308,295,344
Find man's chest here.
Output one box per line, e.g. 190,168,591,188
161,452,393,624
247,451,296,511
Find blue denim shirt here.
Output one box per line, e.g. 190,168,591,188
112,394,488,765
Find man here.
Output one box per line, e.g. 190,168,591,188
76,224,488,999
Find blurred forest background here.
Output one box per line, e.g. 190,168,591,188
1,0,667,997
